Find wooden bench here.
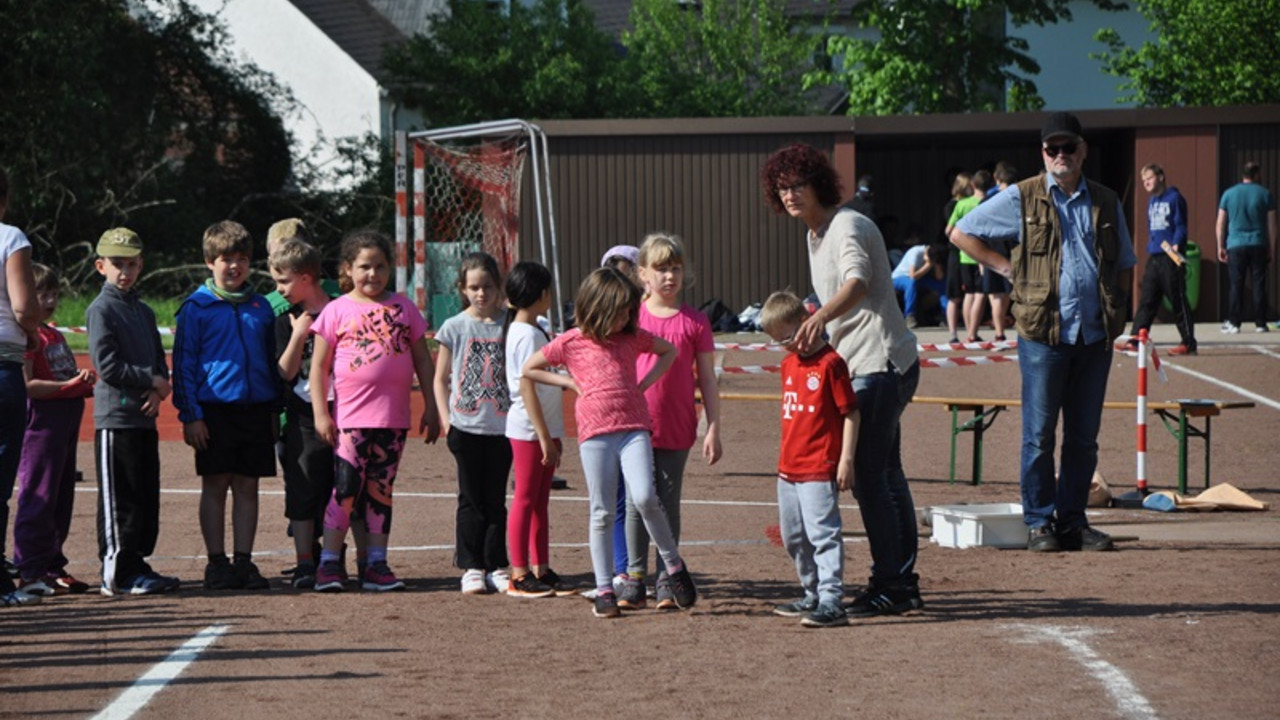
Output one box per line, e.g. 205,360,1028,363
911,396,1256,492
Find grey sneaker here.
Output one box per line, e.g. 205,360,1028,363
773,596,819,617
668,566,697,609
593,592,620,618
617,575,646,610
802,602,849,628
654,572,676,610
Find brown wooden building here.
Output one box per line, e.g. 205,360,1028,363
521,106,1280,323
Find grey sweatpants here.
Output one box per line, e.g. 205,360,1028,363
625,447,690,578
579,430,681,592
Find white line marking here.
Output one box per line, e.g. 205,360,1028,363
1158,360,1280,411
1006,624,1159,720
91,624,229,720
1250,344,1280,361
75,487,790,509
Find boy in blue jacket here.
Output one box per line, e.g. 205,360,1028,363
173,221,281,590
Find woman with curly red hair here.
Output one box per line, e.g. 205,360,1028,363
760,143,924,618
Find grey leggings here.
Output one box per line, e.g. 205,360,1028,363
579,430,681,591
625,447,689,578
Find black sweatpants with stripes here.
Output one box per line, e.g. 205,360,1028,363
96,428,161,589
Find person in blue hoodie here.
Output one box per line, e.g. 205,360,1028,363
173,221,281,591
1128,164,1196,355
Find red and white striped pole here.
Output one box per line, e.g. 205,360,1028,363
1135,328,1149,496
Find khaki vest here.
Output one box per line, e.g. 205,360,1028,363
1011,175,1127,344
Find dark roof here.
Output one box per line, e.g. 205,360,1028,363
286,0,413,80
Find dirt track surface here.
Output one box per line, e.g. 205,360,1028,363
5,322,1279,719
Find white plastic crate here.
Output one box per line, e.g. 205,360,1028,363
929,503,1028,549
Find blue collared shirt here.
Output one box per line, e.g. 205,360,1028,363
957,174,1136,345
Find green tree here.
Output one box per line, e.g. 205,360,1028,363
619,0,833,117
1093,0,1280,107
381,0,622,127
0,0,297,291
811,0,1126,115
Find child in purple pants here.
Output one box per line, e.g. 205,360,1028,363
14,264,96,595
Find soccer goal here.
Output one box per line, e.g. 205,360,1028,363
394,119,563,330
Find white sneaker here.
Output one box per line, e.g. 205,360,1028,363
461,569,487,595
1,589,42,607
1255,326,1270,333
1222,322,1240,334
17,578,55,597
486,569,510,594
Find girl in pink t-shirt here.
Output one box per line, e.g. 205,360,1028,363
619,233,723,609
522,267,698,618
309,231,440,593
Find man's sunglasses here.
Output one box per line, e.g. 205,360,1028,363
1043,141,1079,158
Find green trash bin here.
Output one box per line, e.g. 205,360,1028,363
1162,242,1201,313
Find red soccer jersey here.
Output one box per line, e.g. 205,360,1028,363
777,344,858,482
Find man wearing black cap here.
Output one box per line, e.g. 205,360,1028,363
949,112,1136,553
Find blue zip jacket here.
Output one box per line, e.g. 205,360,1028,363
172,285,281,423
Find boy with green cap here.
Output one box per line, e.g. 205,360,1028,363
86,227,180,595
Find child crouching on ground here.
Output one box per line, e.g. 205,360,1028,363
760,291,859,628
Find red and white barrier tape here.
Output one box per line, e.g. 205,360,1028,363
716,354,1017,376
716,339,1018,353
52,323,176,336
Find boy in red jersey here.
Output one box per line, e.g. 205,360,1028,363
760,291,859,628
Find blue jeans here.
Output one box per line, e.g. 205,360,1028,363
851,361,920,590
892,275,947,317
0,361,27,592
777,478,844,606
1018,336,1112,531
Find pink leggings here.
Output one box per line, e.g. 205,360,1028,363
507,438,559,568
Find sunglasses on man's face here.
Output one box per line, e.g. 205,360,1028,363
1043,141,1079,158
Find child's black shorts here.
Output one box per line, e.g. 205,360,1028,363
959,263,984,295
195,402,278,478
282,407,335,521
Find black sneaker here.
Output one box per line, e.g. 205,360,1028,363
3,558,18,580
536,568,578,597
617,575,646,609
845,587,923,618
233,558,270,590
773,597,819,617
593,592,620,618
291,563,317,590
668,566,697,609
1059,525,1115,552
1027,524,1061,552
203,558,243,590
801,602,849,628
507,573,555,598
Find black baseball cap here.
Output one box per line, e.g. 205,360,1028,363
1041,112,1083,142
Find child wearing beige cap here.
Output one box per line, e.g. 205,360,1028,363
86,227,180,595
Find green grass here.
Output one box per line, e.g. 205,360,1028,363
52,294,183,353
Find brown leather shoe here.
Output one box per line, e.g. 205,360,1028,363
1167,344,1196,356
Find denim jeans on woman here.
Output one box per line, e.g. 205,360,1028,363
0,361,27,594
851,361,920,592
1017,336,1112,532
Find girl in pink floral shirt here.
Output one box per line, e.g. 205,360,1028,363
520,267,698,618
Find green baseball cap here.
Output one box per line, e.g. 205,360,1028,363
97,227,143,258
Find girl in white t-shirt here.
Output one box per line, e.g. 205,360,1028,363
502,261,571,598
309,231,440,593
